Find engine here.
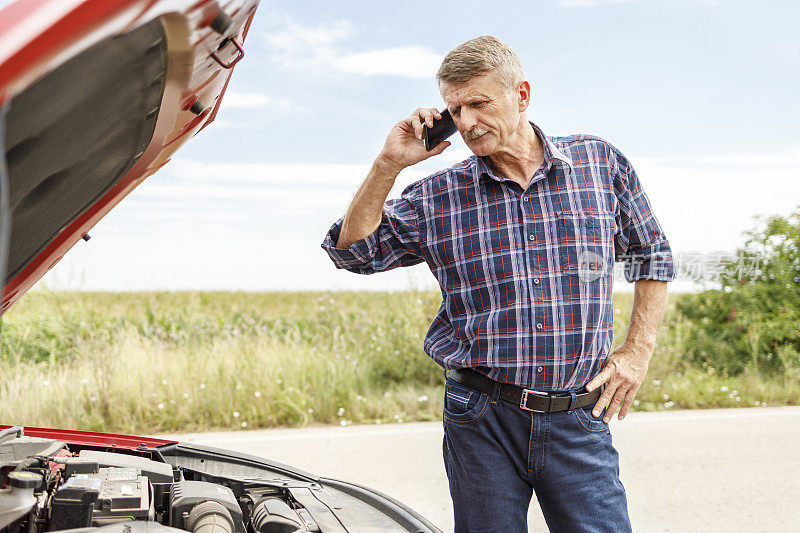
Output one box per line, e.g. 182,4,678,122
0,432,316,533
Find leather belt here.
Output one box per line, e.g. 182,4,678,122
447,368,605,413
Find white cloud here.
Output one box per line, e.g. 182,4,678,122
681,147,800,167
259,15,442,79
138,182,347,204
436,147,473,166
554,0,717,7
628,147,800,254
222,91,295,110
41,146,799,292
165,159,369,187
266,17,354,49
260,16,355,69
130,160,430,218
159,159,429,192
555,0,636,7
335,46,443,79
43,238,438,292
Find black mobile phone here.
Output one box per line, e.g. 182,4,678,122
422,109,457,151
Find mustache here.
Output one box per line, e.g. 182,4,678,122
464,128,488,141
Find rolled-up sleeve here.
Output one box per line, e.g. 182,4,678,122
609,144,677,283
321,181,425,275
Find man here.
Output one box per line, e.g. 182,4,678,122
321,35,675,532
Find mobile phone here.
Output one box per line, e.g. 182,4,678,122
422,109,457,151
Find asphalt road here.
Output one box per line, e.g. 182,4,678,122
156,406,800,532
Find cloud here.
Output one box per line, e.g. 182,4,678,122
259,15,442,79
261,16,355,69
627,147,800,253
44,148,798,293
553,0,718,7
165,159,369,187
129,160,430,219
436,147,473,166
221,91,296,110
679,147,800,167
554,0,636,7
162,159,430,191
266,17,354,49
334,46,443,79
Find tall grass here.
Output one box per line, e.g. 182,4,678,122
0,290,797,433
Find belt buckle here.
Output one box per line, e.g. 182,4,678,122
520,389,550,412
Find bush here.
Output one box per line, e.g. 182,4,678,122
674,207,800,375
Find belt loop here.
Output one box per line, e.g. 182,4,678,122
567,391,577,413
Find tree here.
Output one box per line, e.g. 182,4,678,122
675,207,800,375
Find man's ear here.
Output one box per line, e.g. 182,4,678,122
517,80,531,112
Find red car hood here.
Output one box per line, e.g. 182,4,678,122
0,423,176,448
0,0,259,315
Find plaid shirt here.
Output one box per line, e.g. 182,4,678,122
321,122,675,391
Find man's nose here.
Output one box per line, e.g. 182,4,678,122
459,108,478,131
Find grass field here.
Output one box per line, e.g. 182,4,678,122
1,290,798,433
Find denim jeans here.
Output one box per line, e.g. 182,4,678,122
442,374,633,533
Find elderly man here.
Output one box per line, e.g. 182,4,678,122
321,35,675,532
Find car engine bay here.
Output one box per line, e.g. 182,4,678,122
0,427,319,533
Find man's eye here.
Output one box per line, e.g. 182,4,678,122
450,108,460,116
474,101,487,108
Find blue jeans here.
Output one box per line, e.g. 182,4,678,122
442,374,632,533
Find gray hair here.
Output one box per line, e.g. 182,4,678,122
436,35,524,90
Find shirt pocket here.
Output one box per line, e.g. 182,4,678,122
554,211,614,279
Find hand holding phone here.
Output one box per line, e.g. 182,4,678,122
422,109,457,151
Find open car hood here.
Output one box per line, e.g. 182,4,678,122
0,424,443,532
0,0,258,315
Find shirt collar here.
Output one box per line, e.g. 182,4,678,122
536,122,574,171
476,121,574,183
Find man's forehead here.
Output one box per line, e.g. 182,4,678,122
439,75,504,106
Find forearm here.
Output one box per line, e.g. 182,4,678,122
335,157,401,249
621,280,669,354
335,106,450,249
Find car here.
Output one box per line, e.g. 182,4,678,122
0,424,440,532
0,1,442,531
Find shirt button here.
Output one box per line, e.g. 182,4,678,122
533,278,540,285
537,367,543,373
523,196,529,202
529,234,535,241
536,322,543,330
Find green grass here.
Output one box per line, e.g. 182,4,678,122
0,290,797,434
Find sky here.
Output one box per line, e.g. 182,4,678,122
8,0,800,293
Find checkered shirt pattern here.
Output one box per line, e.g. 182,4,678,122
321,122,675,390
